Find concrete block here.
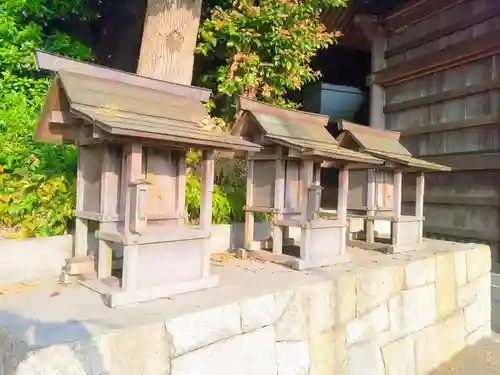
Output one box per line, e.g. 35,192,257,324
464,297,490,335
59,272,80,284
240,290,293,333
170,327,277,375
335,271,357,324
466,325,491,345
209,222,272,253
346,304,389,345
356,266,405,316
435,252,457,319
97,322,172,375
389,284,436,340
276,341,310,375
64,257,95,275
466,245,491,282
15,345,87,375
166,303,242,356
347,340,385,375
0,235,72,285
454,250,467,287
404,257,435,289
381,335,415,375
415,311,465,374
332,326,349,375
275,281,336,341
458,274,489,308
308,329,336,375
15,322,172,375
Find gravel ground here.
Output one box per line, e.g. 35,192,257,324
428,335,500,375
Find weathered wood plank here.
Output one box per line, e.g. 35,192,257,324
244,158,255,249
386,1,500,58
374,32,500,86
385,80,500,113
400,117,498,137
35,50,212,103
424,225,500,242
383,0,469,35
423,152,500,170
404,194,500,207
402,123,500,156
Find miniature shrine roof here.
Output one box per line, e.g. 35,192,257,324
337,120,452,171
234,97,383,165
34,51,260,152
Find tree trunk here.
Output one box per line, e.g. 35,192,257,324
137,0,202,85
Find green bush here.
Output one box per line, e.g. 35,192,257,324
0,93,77,237
0,0,92,237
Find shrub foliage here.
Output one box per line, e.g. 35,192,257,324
0,0,346,236
0,0,92,237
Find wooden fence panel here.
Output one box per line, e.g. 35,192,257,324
379,0,500,268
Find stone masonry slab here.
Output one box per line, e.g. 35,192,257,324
0,239,492,375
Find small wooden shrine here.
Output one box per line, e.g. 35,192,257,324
335,120,451,253
34,50,260,307
233,97,382,270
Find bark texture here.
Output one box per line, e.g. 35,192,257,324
137,0,202,84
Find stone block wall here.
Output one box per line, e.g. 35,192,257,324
3,242,491,375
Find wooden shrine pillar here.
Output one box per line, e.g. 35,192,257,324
369,19,386,130
244,157,255,249
272,148,285,255
121,142,142,291
337,167,349,256
415,172,425,242
74,149,88,258
176,151,187,225
299,160,314,259
391,170,403,245
200,150,215,277
97,145,114,279
366,169,376,243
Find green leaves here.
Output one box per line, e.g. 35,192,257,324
197,0,347,108
0,0,92,237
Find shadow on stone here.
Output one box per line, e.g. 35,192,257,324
0,310,109,375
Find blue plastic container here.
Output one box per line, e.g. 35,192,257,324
303,83,365,120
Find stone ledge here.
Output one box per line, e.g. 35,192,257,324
0,239,491,375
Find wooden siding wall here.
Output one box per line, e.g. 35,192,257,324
377,0,500,269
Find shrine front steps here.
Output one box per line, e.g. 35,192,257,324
0,239,491,375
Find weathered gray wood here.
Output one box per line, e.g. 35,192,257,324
100,144,122,220
80,146,102,214
74,217,89,257
146,148,177,219
370,23,387,130
127,144,146,234
415,172,425,242
376,0,500,264
244,158,255,249
392,170,403,245
366,169,376,243
176,151,187,225
35,50,212,103
200,150,215,277
253,160,276,208
284,160,302,218
272,151,286,255
200,151,215,230
129,181,149,234
97,239,113,279
337,167,349,256
121,245,139,291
